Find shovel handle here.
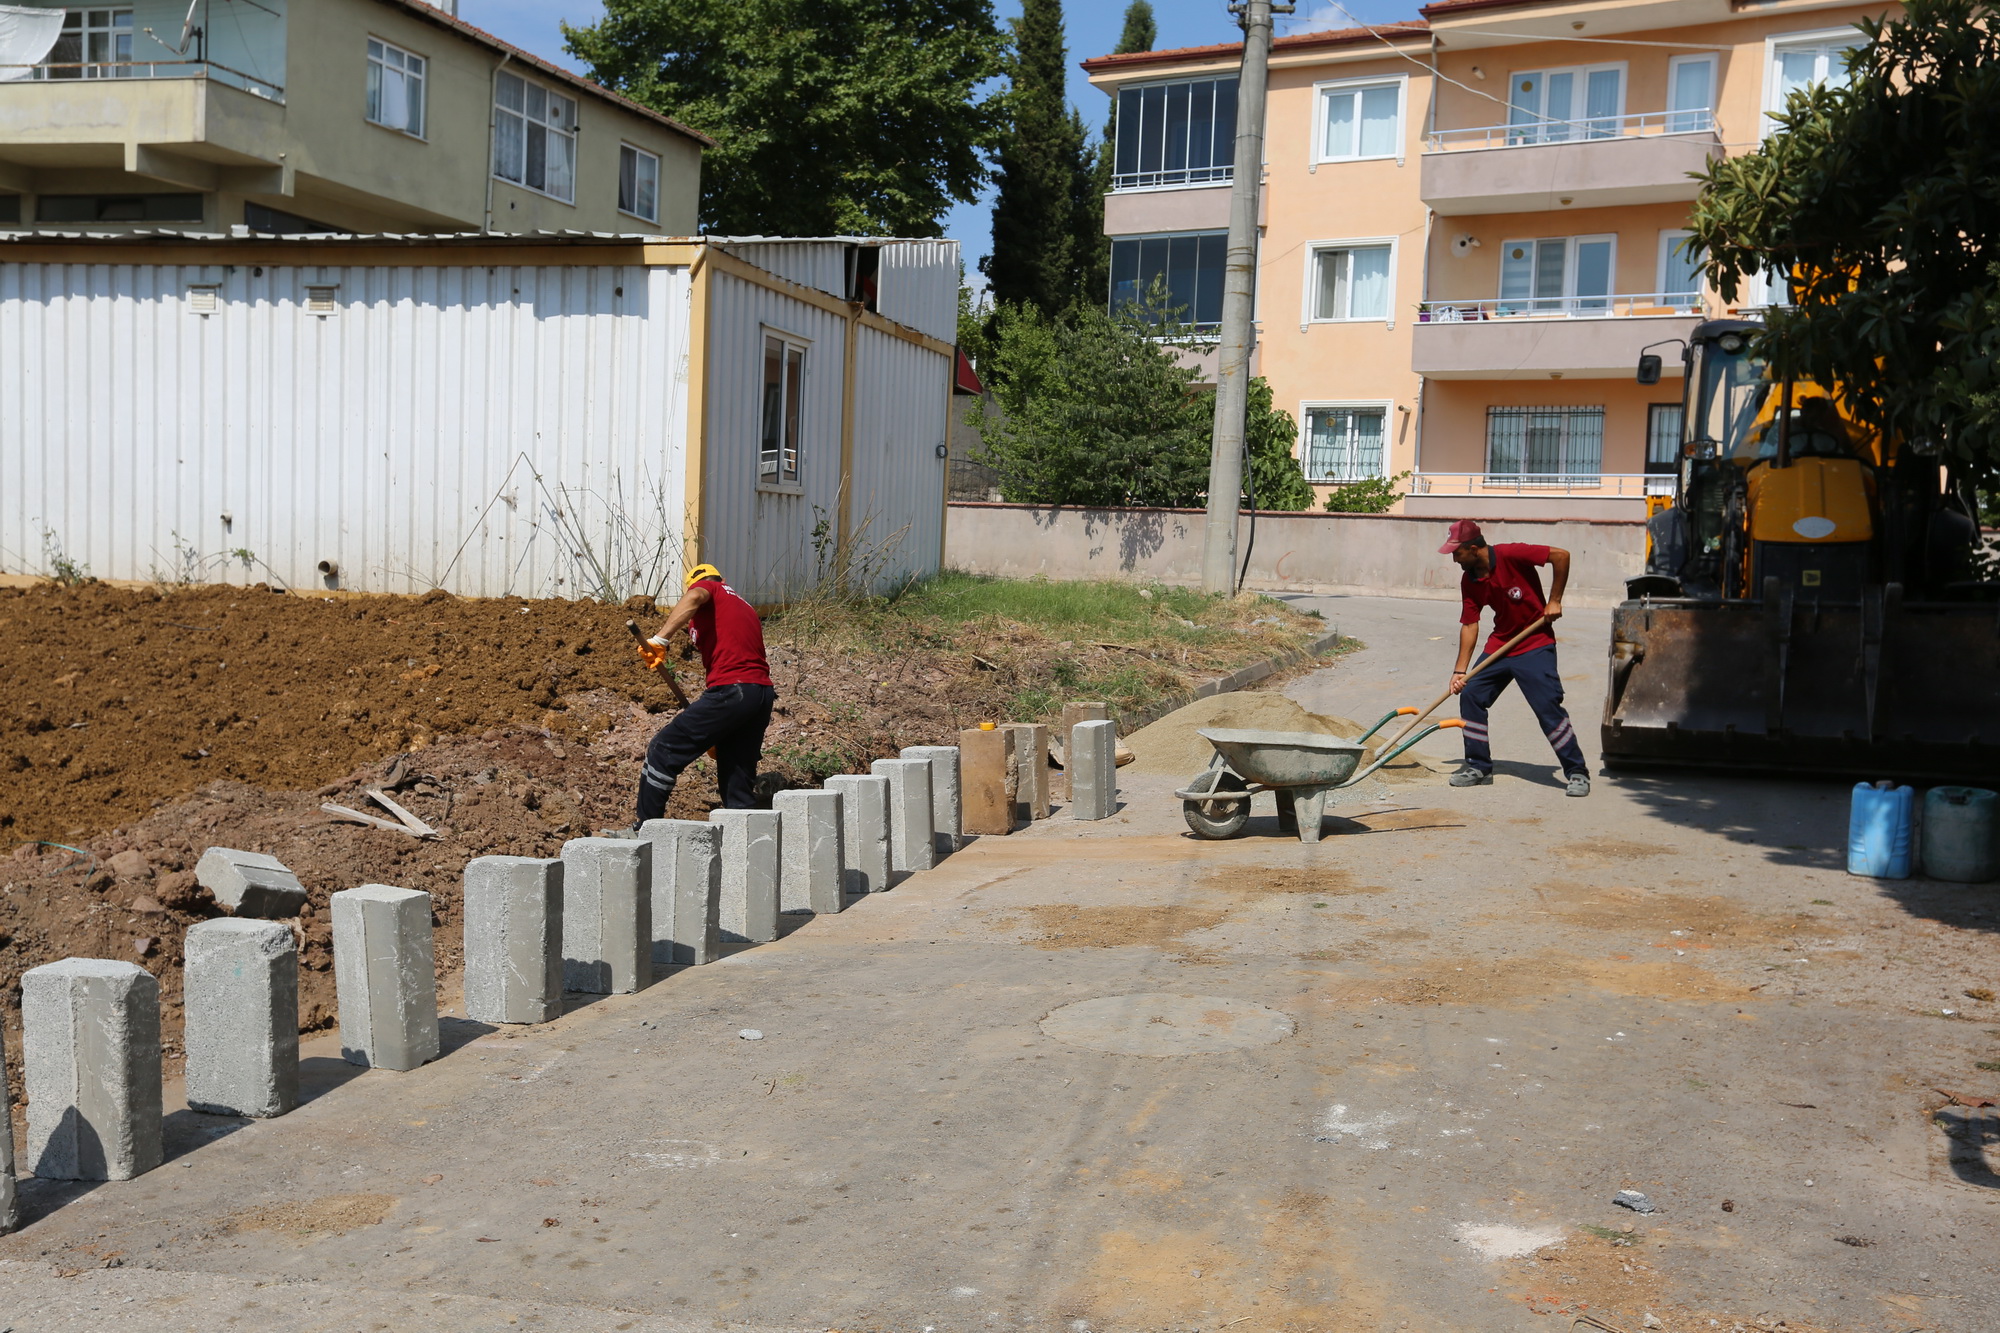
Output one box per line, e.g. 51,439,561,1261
625,619,690,708
1375,616,1550,756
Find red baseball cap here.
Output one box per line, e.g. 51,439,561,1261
1438,519,1484,553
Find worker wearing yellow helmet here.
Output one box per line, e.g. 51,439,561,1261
632,563,775,821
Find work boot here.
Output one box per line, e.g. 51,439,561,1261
1565,773,1591,798
1448,766,1492,787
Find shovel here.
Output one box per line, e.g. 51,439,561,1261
625,619,690,708
1372,615,1551,759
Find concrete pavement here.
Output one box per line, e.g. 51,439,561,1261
3,596,1995,1332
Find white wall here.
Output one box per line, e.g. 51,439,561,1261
943,503,1647,608
0,259,692,598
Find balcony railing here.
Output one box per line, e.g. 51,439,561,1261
1417,291,1708,322
1110,164,1232,192
6,60,283,102
1414,472,1656,496
1427,107,1716,152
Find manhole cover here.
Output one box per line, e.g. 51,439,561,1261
1039,993,1294,1055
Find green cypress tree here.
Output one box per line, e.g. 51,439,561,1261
1078,3,1157,309
986,0,1075,314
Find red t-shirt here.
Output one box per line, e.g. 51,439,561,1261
1460,543,1557,658
688,578,773,689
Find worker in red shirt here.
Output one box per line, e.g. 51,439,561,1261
633,563,776,820
1441,520,1590,797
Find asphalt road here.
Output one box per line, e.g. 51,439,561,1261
3,596,1994,1333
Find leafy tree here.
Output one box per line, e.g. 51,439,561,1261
565,0,1006,236
1116,1,1157,54
1321,471,1411,514
1077,2,1158,309
976,287,1309,510
987,0,1083,313
1686,0,2000,500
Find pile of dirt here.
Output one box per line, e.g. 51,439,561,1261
0,579,1332,1091
1122,690,1443,784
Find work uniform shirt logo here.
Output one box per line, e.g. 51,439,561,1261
1507,586,1524,601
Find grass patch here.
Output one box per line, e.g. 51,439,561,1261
767,570,1342,727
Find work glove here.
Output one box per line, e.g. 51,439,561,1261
637,635,669,670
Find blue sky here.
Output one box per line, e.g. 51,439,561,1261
459,0,1419,268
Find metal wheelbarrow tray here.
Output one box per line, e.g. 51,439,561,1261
1172,708,1460,842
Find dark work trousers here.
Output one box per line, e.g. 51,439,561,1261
636,682,777,823
1458,644,1588,777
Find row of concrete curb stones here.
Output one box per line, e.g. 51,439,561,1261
0,715,1127,1232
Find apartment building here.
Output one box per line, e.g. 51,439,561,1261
0,0,706,235
1084,0,1897,519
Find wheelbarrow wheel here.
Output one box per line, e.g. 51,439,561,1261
1183,769,1251,840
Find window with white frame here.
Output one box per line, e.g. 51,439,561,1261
494,71,578,203
618,144,659,223
1302,406,1387,483
1657,230,1702,309
1667,54,1716,134
1486,406,1605,481
760,333,806,487
1769,31,1857,109
1112,77,1237,190
40,7,132,79
1498,235,1615,314
1507,63,1624,143
1317,77,1402,162
366,38,426,138
1308,243,1392,322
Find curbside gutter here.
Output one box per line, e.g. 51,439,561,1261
1116,627,1346,735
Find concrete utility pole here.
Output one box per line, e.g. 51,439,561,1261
1200,0,1290,595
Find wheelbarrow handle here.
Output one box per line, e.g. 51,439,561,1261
1355,706,1420,743
1342,718,1464,787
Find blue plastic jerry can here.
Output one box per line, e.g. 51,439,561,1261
1848,781,1914,879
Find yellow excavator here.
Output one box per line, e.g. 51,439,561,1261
1601,318,1999,778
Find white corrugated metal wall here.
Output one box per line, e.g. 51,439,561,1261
697,268,852,605
0,260,692,598
713,242,852,299
874,240,960,346
848,325,950,590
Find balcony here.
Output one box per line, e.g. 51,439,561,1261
1411,292,1704,380
1401,470,1659,519
0,62,288,198
1421,110,1721,216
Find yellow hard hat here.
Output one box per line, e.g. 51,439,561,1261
685,563,721,588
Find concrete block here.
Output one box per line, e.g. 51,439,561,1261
21,959,162,1181
711,809,781,943
775,789,844,914
1002,724,1051,821
900,745,962,856
463,857,563,1025
1,1025,17,1232
331,885,440,1071
825,774,891,894
1070,719,1118,821
1057,702,1111,798
636,820,721,966
194,847,307,918
959,725,1017,836
183,920,299,1119
559,838,652,995
872,759,936,884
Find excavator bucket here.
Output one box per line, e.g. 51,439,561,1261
1602,593,2000,780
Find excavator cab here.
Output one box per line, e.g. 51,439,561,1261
1603,319,1999,779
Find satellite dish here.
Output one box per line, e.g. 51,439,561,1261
177,0,200,55
1450,235,1481,258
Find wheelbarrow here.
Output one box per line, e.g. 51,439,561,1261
1173,709,1463,842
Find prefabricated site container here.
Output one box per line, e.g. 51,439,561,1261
0,231,959,605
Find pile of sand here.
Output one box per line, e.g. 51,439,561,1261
1123,690,1445,785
